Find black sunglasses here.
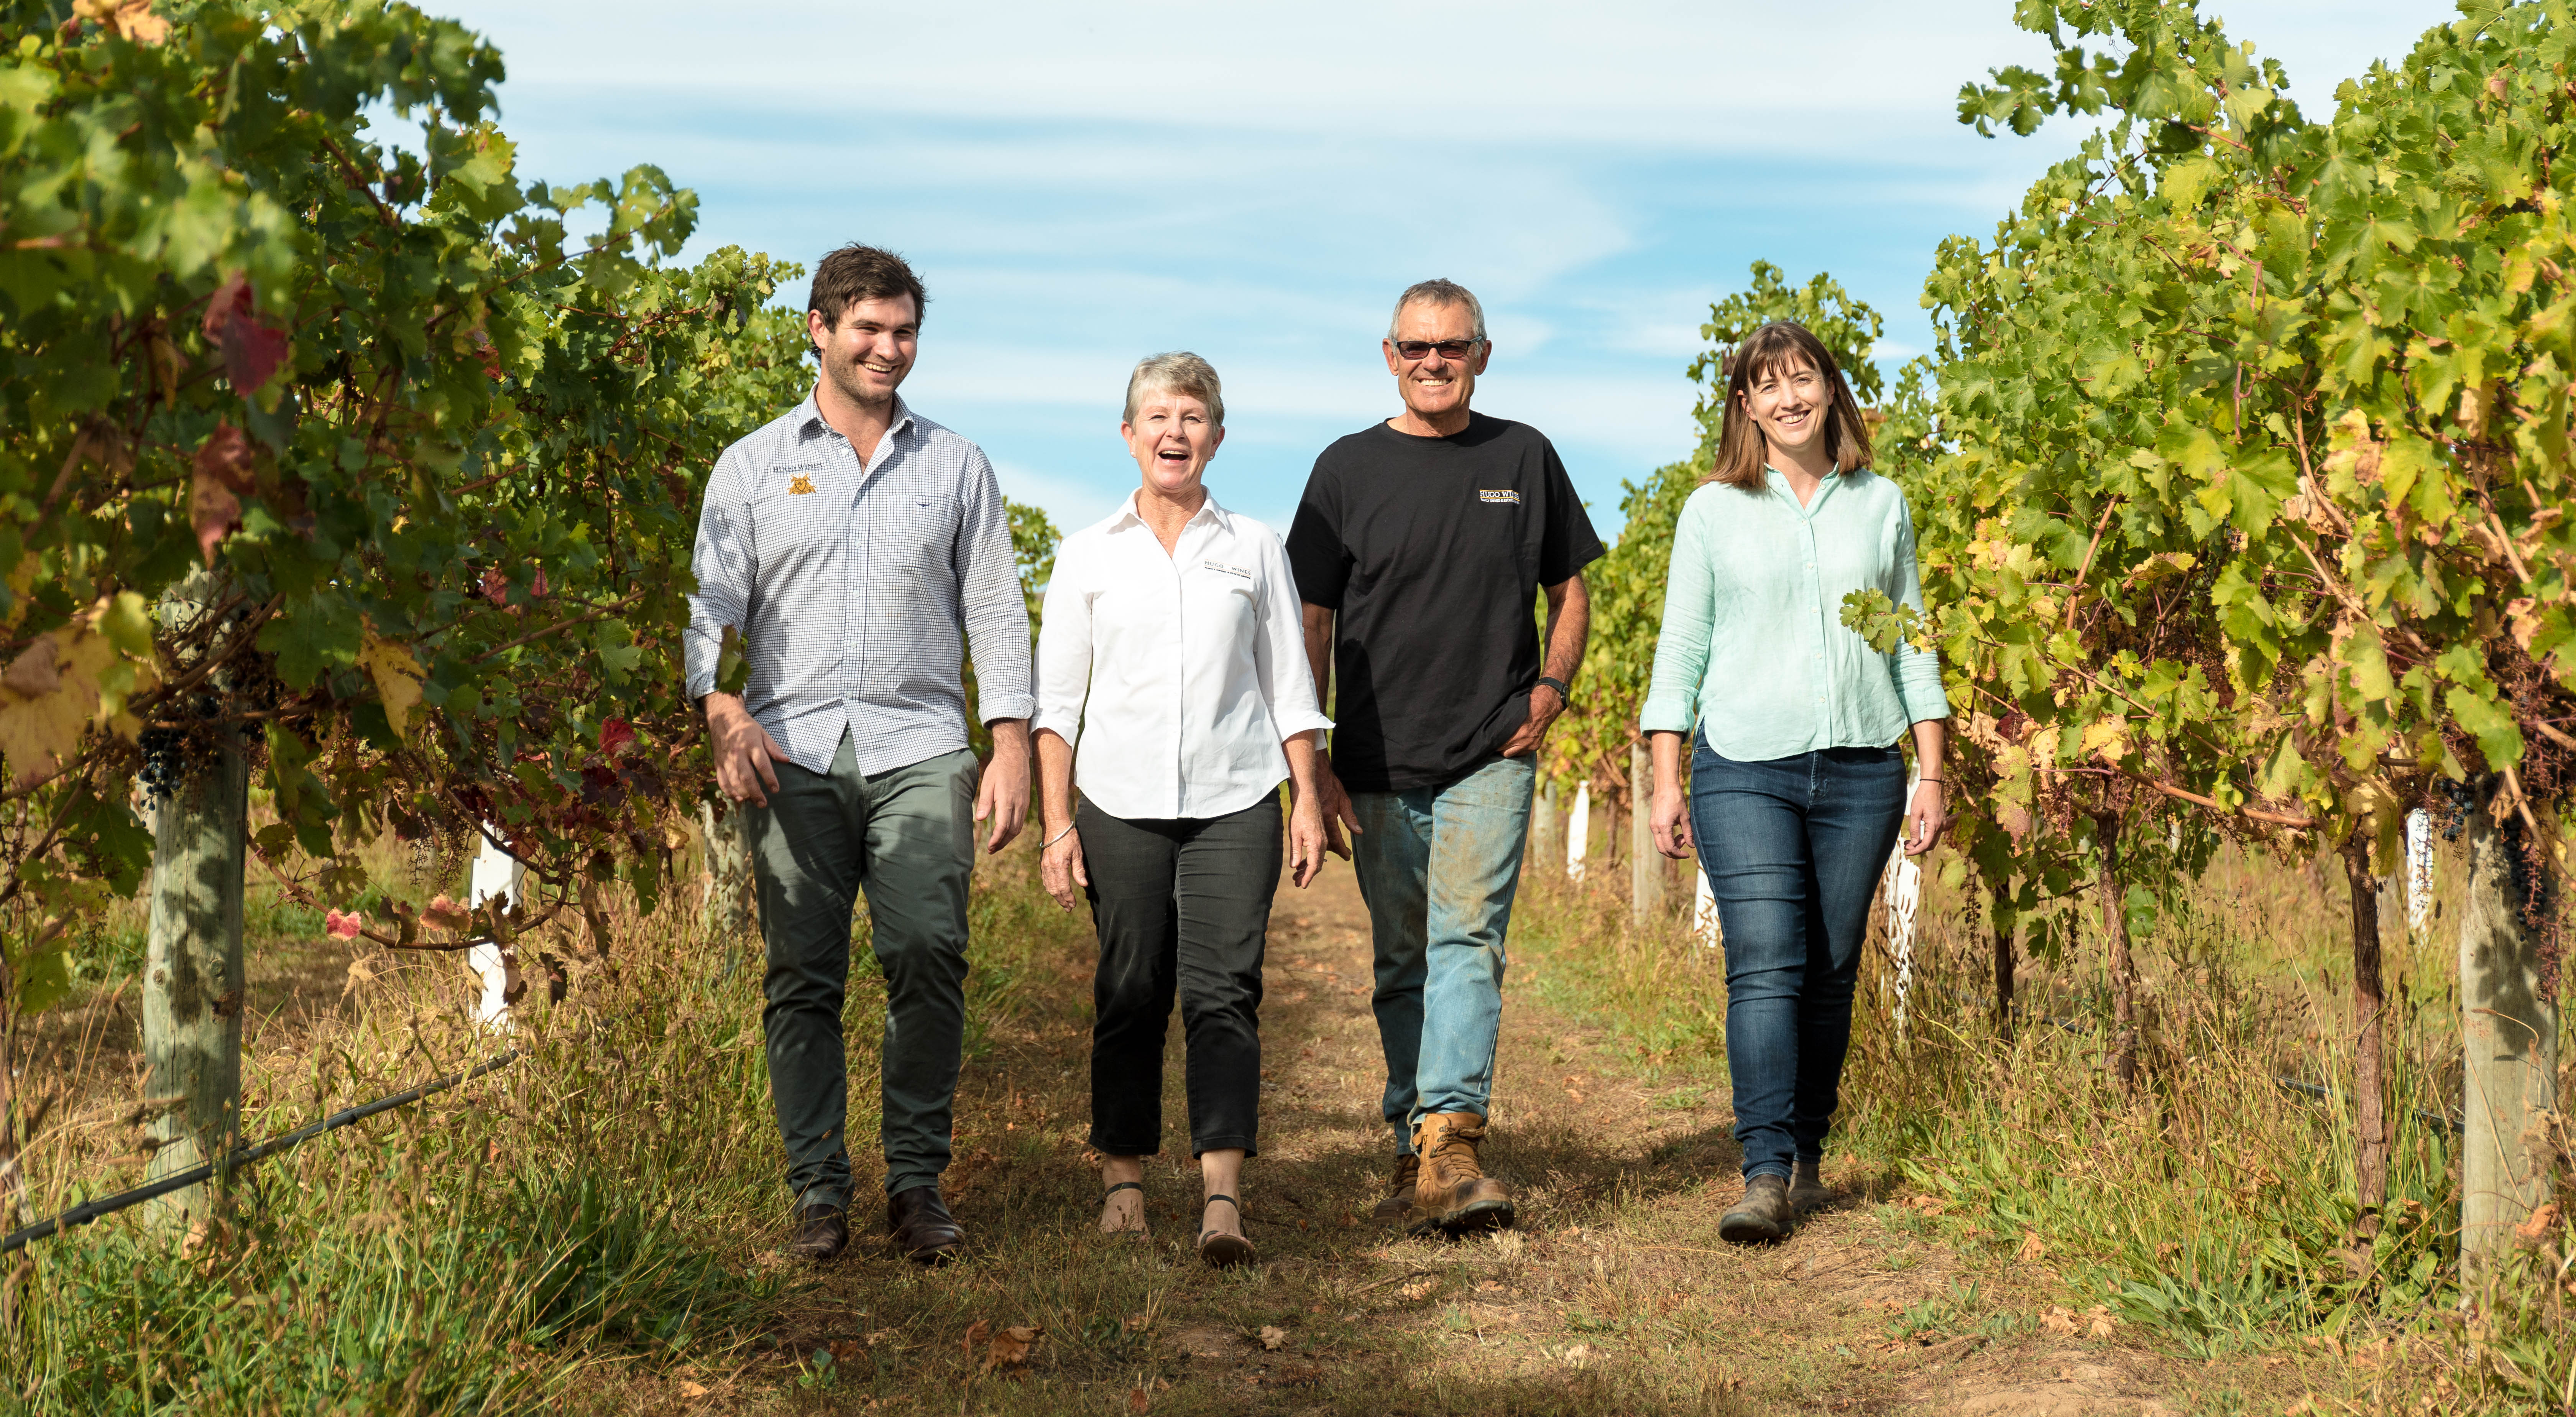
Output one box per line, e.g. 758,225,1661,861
1391,338,1483,360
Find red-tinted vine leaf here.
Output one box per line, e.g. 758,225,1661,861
200,273,289,397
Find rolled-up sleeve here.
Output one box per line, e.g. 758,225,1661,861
683,450,753,701
955,448,1036,724
1887,499,1953,724
1257,537,1334,742
1639,496,1714,734
1031,538,1091,746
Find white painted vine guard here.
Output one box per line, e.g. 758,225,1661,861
1566,781,1590,883
1886,766,1923,1044
467,833,523,1029
2404,807,2434,935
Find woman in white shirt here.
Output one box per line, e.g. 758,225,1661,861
1034,352,1331,1268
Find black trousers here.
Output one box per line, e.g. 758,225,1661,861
1079,792,1280,1158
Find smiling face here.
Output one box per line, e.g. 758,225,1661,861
1382,298,1489,428
808,294,919,412
1737,353,1833,464
1123,387,1224,499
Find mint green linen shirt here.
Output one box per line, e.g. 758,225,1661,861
1640,468,1952,759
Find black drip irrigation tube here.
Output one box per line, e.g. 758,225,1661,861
0,1046,524,1257
2272,1076,2464,1137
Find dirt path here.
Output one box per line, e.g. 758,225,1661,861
692,856,2311,1417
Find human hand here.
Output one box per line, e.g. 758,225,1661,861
1649,783,1694,860
977,720,1032,855
1498,683,1566,759
1288,792,1327,888
1902,778,1948,856
1313,756,1359,860
706,694,784,806
1040,824,1086,909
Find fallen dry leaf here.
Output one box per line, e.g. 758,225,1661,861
1127,1387,1150,1414
1397,1278,1437,1302
2513,1201,2561,1244
961,1318,991,1356
2016,1229,2047,1263
677,1380,708,1399
1122,1312,1152,1333
1258,1325,1286,1351
984,1323,1041,1371
1904,1194,1948,1216
2040,1304,2079,1336
2085,1305,2119,1339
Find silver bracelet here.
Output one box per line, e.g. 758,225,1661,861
1043,823,1077,849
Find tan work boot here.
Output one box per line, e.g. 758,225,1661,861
1407,1112,1515,1236
1371,1153,1420,1222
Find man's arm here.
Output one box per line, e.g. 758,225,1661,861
685,454,788,804
955,452,1034,853
1299,602,1358,858
1499,572,1589,758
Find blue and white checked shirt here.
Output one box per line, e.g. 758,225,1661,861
683,392,1034,777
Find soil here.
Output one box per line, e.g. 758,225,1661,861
666,858,2321,1416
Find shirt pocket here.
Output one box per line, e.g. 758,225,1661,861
881,487,961,587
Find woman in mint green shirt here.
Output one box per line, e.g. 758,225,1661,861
1640,320,1952,1244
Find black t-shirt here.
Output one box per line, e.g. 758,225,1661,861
1285,413,1605,793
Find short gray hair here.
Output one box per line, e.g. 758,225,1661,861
1123,350,1225,427
1387,278,1488,342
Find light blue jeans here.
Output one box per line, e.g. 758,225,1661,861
1349,755,1534,1151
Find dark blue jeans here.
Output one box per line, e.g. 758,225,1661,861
1689,733,1905,1182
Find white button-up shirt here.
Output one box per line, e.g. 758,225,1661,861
1035,490,1332,821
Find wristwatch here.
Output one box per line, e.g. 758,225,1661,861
1535,676,1571,706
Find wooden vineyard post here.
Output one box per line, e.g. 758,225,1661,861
2339,838,2391,1231
1530,779,1562,884
1630,737,1664,922
2093,814,2136,1091
141,730,248,1233
1989,874,2015,1044
2457,788,2559,1271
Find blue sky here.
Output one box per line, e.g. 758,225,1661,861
426,0,2447,538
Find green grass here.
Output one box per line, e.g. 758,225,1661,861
1500,839,2576,1415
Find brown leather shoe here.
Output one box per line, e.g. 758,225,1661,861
1406,1112,1515,1236
886,1185,963,1265
1720,1174,1795,1244
1371,1153,1420,1222
786,1202,848,1261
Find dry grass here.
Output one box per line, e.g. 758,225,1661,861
3,823,2567,1414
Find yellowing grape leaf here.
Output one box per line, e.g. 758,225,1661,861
2079,718,2128,762
72,0,167,44
358,629,426,740
0,621,115,789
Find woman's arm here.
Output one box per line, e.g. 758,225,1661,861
1030,542,1093,910
1904,716,1948,857
1283,730,1326,888
1642,493,1714,859
1036,728,1086,908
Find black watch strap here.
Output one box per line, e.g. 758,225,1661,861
1536,676,1571,705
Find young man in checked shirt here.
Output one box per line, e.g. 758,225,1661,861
685,245,1033,1265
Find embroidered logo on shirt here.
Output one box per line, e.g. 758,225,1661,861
1479,488,1521,505
788,475,816,495
1203,560,1252,580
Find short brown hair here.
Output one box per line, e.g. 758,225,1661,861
808,244,927,335
1705,321,1873,491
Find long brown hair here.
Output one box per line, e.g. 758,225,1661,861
1704,321,1874,491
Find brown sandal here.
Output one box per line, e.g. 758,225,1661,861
1196,1194,1256,1268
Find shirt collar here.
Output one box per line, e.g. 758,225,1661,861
1112,486,1227,534
795,390,915,448
1764,463,1843,514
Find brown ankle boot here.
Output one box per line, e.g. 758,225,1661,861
1407,1112,1515,1236
1371,1153,1420,1221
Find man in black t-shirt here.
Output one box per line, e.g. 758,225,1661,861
1286,278,1603,1237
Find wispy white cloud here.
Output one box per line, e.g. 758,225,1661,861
430,0,2450,535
